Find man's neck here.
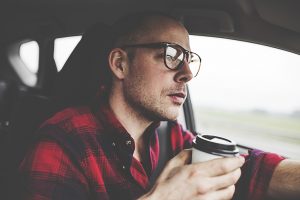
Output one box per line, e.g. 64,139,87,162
108,91,152,161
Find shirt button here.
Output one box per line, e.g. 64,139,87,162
122,165,126,170
125,140,132,146
112,142,116,147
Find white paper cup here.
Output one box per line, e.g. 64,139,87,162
192,134,239,163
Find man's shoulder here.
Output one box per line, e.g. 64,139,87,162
31,106,107,169
40,106,99,133
35,106,103,154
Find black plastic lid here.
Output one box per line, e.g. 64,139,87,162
192,134,239,155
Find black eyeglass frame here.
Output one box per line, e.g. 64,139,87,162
120,42,201,77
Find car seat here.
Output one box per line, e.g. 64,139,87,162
1,94,59,199
0,41,59,199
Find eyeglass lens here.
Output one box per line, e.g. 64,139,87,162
165,46,184,69
165,45,201,77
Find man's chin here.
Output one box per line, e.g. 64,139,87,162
141,104,181,122
159,108,180,121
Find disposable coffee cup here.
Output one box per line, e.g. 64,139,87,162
192,134,239,163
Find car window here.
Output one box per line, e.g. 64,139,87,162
189,35,300,159
19,41,39,74
54,36,82,71
8,40,39,87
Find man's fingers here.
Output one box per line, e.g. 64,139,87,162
189,168,241,195
151,150,244,200
191,156,245,177
202,185,236,200
210,168,241,190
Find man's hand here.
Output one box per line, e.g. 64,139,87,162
139,149,245,200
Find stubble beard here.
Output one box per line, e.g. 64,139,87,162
123,79,181,122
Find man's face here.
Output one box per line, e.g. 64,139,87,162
123,18,194,121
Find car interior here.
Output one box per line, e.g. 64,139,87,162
0,0,300,199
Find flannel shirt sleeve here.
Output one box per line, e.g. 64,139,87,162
234,149,285,200
169,121,194,155
19,138,90,200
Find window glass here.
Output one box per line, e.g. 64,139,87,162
19,41,39,74
54,36,82,71
8,40,39,86
189,35,300,159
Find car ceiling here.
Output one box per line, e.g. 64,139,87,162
0,0,300,54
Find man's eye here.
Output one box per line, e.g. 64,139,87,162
166,55,174,61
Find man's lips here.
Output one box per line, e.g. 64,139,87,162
167,92,186,104
168,92,186,98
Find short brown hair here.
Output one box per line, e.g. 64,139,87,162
112,11,181,47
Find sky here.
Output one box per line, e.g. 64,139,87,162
189,35,300,114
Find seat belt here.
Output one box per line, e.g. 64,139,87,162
148,121,171,186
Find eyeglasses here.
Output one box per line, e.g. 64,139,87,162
120,42,201,77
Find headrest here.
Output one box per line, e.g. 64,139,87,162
52,23,114,107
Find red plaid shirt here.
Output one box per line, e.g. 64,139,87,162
20,103,284,200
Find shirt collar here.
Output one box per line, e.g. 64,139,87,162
93,101,160,152
92,101,161,186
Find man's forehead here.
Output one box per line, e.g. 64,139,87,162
137,17,190,50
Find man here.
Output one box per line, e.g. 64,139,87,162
20,12,300,200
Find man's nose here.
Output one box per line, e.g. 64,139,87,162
174,60,193,83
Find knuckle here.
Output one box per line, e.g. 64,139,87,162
220,161,231,172
227,185,235,198
188,165,199,177
196,181,210,194
188,163,204,177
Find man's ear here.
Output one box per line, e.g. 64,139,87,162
108,48,128,79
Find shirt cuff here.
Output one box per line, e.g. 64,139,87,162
234,149,285,200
